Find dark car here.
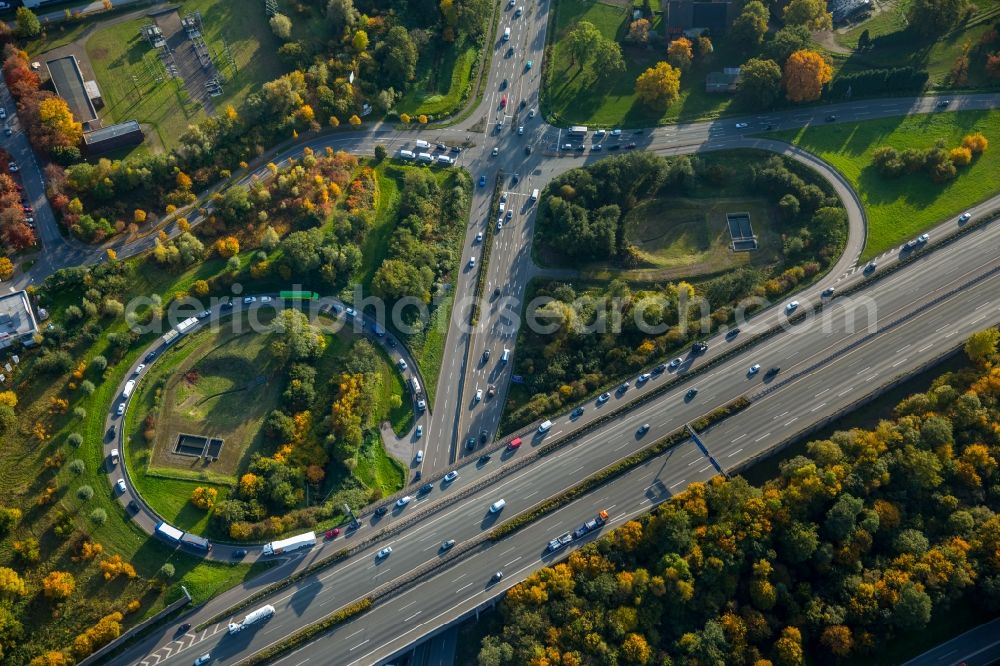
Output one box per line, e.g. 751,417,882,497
437,143,447,151
686,388,698,399
825,114,837,122
466,436,476,451
571,406,585,418
478,454,492,465
692,342,708,354
481,349,491,364
726,328,740,339
176,623,191,635
232,549,247,558
633,129,644,134
574,144,585,151
144,351,158,362
525,145,532,155
450,145,462,153
625,142,637,149
765,366,781,378
127,499,139,513
480,429,489,443
419,483,433,494
493,287,502,298
374,506,389,517
652,363,667,375
519,99,526,109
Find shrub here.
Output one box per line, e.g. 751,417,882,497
76,485,94,501
89,508,107,525
90,355,108,372
68,459,85,474
67,432,83,447
73,406,87,419
158,563,175,580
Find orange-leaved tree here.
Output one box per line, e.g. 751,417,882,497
782,49,832,102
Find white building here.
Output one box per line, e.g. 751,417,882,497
0,291,38,350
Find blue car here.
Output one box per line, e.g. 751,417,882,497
479,175,487,187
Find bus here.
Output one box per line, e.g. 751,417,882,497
279,291,320,300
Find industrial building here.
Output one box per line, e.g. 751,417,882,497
83,120,145,155
45,56,99,128
0,291,39,350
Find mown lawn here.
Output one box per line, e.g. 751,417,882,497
770,109,1000,259
354,431,407,497
85,0,284,153
543,0,740,128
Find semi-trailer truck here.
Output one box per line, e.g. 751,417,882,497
261,531,316,556
228,604,275,634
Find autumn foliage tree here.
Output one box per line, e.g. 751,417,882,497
635,62,682,109
667,37,694,70
190,486,218,510
783,49,833,102
42,571,76,602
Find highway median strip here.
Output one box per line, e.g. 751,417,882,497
470,174,504,327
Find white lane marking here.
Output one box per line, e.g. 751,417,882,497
754,432,770,443
456,581,474,593
688,458,700,466
699,465,713,473
404,611,422,622
345,629,364,640
727,448,743,458
918,344,933,352
505,556,522,567
866,374,878,382
731,434,746,443
837,387,853,397
810,402,827,412
350,640,370,651
891,358,907,368
669,480,685,489
815,388,830,397
784,417,798,427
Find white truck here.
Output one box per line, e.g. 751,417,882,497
261,531,316,556
122,380,136,399
228,604,276,634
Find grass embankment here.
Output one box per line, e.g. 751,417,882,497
362,164,470,405
771,109,1000,259
85,0,283,153
398,43,480,118
833,0,1000,89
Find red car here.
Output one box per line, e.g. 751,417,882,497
324,528,340,540
22,205,32,213
500,95,507,108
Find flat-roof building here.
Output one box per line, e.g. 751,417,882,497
45,56,98,126
83,120,144,155
0,291,39,350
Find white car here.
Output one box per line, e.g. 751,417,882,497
444,471,459,482
597,392,610,404
515,5,523,15
197,310,211,319
785,301,799,313
415,425,423,438
735,122,749,129
959,212,971,222
415,449,424,462
748,364,761,376
194,655,211,666
637,372,651,383
117,402,126,416
376,546,393,559
468,257,476,268
917,233,929,243
417,399,427,411
260,296,272,303
243,296,256,304
518,126,524,135
116,479,126,494
476,232,483,243
134,364,145,375
396,496,413,507
398,359,408,371
475,389,483,402
491,147,499,156
668,357,682,369
528,109,535,118
611,128,621,136
7,162,17,172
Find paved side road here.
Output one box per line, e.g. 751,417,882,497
901,617,1000,666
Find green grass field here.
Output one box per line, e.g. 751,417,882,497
588,197,780,281
543,0,739,127
770,109,1000,259
85,0,284,153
